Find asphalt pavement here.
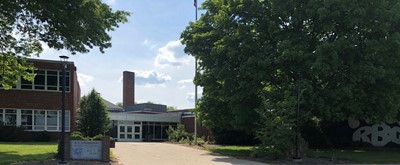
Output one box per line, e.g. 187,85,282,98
111,142,267,165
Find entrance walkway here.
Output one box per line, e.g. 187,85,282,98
111,142,267,165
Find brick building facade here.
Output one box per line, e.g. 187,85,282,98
0,58,80,140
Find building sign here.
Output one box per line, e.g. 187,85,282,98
349,118,400,147
70,140,102,160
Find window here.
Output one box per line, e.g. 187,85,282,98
46,111,58,130
0,109,70,132
21,77,33,89
13,70,70,92
34,110,45,130
59,71,70,91
4,109,17,126
58,111,70,131
47,70,58,91
0,109,3,123
21,110,33,130
34,70,45,90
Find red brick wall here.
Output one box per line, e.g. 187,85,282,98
0,59,80,134
123,71,135,108
181,117,211,139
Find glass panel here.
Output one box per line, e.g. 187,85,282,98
127,126,132,133
21,78,33,89
34,74,45,89
59,111,70,130
21,110,33,130
34,110,45,130
47,111,58,130
5,114,16,125
162,126,168,139
0,109,4,123
120,134,125,139
142,126,148,138
47,71,58,75
134,122,141,125
135,134,140,139
47,75,58,85
5,109,16,126
155,126,162,139
120,126,125,132
5,109,16,113
135,126,140,133
127,134,132,139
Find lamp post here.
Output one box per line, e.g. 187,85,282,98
294,72,302,161
59,55,69,164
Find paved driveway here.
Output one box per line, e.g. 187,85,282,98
111,142,267,165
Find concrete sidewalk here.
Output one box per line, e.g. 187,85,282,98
111,142,267,165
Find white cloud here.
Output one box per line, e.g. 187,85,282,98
77,73,94,88
142,39,157,50
177,79,193,84
134,70,171,86
186,91,203,103
177,79,193,89
154,40,191,67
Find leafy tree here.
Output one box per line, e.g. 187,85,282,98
116,102,123,108
0,0,129,89
181,0,400,155
78,89,111,137
167,106,177,111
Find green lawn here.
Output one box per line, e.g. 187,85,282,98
0,142,57,164
306,149,400,164
205,145,254,157
205,145,400,164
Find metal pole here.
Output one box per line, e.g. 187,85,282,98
294,73,301,160
194,0,198,146
59,56,68,164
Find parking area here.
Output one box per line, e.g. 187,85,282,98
111,142,267,165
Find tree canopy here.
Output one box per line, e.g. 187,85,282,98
181,0,400,150
0,0,129,89
78,88,110,137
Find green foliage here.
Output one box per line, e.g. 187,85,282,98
116,102,123,108
206,146,254,157
254,99,297,159
78,88,111,137
91,134,103,140
181,0,400,157
70,131,86,140
211,128,259,145
306,149,400,164
32,131,51,142
0,123,25,142
166,124,192,143
167,106,177,111
0,0,129,88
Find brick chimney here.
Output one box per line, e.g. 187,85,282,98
123,71,135,108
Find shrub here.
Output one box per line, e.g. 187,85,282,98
70,131,86,140
32,131,51,142
0,123,25,142
167,124,192,142
92,134,103,140
211,128,259,145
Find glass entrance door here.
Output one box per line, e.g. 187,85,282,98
118,124,142,141
134,125,141,141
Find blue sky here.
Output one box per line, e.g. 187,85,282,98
36,0,204,109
